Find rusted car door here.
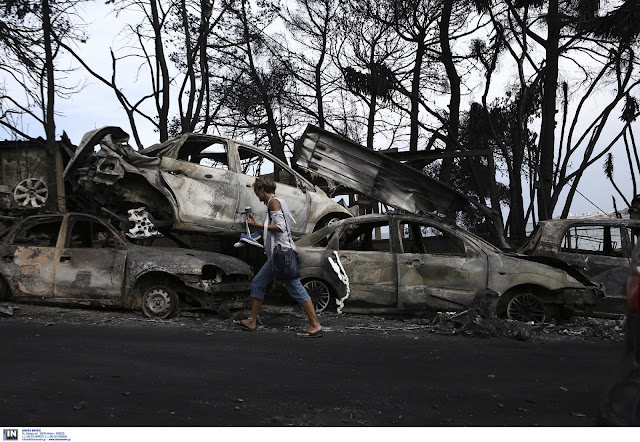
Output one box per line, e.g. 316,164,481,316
396,220,487,311
5,216,63,298
233,145,311,237
157,139,240,232
54,215,127,303
334,220,397,308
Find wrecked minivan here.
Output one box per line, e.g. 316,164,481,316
0,213,253,318
63,127,353,239
296,213,603,323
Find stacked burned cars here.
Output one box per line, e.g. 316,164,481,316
0,213,253,318
0,125,614,322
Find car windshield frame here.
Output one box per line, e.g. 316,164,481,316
519,224,543,255
66,214,128,250
235,142,315,192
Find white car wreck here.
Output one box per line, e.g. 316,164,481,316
63,127,353,239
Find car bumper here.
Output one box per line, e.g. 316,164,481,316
550,286,604,306
198,281,252,293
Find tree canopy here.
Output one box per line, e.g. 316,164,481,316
1,0,639,245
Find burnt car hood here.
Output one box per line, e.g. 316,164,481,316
126,243,253,276
503,252,600,287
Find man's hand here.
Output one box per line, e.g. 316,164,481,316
246,212,262,228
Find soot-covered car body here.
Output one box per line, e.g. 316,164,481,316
63,127,352,239
519,218,640,312
0,213,253,318
296,213,603,322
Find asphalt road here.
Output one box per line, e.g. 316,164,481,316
0,305,625,427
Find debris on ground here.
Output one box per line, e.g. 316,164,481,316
0,302,626,343
425,290,624,342
430,290,532,341
0,304,13,316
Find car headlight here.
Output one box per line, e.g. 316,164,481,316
202,266,225,283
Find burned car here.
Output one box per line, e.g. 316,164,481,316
63,127,353,239
296,213,603,322
0,213,253,318
519,218,640,310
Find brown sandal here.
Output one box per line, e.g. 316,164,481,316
233,318,257,332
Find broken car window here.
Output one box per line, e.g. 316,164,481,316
11,219,62,247
339,221,390,252
401,222,466,256
68,219,118,249
561,225,623,257
178,140,229,170
238,146,296,187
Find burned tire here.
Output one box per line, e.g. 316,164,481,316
141,285,179,319
506,292,547,324
303,278,334,313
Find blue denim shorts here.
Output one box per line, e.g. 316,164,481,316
250,260,310,304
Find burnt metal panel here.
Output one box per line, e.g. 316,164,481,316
294,125,468,214
294,125,508,249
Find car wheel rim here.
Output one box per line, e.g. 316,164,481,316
14,178,48,208
506,293,546,323
144,288,174,317
304,280,331,313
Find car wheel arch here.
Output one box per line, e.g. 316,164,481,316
496,284,553,316
301,277,338,313
312,212,352,232
133,271,184,309
300,267,342,293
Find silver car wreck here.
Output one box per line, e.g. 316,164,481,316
63,127,353,239
296,213,603,323
0,213,253,318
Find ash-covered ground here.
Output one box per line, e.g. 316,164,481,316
0,301,625,344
